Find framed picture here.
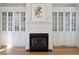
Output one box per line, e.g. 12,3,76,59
32,4,46,21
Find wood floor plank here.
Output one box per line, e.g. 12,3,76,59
0,47,79,55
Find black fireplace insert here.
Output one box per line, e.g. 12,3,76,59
30,33,48,52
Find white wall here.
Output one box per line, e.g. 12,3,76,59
0,11,1,45
76,4,79,47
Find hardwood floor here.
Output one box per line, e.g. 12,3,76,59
0,47,79,55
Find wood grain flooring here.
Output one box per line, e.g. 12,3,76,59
0,47,79,55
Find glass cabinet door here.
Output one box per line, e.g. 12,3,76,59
15,12,19,31
21,12,25,31
65,12,70,31
59,12,63,31
8,12,13,31
2,12,26,32
52,12,57,31
71,12,76,31
2,12,7,31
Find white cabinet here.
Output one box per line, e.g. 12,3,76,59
52,7,77,46
13,32,26,47
0,7,26,47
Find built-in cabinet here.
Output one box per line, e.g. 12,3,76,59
0,7,26,47
52,7,77,46
0,4,78,48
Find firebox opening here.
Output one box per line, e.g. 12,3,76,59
30,33,48,52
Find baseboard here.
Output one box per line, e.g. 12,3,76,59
26,49,52,52
26,49,29,52
77,45,79,48
49,49,52,52
0,45,6,49
53,45,77,48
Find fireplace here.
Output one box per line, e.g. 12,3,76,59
30,33,48,52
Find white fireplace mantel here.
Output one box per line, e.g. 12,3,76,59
25,4,53,50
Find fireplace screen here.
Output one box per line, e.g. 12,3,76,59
30,33,48,52
32,38,46,46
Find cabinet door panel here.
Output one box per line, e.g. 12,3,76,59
13,32,26,47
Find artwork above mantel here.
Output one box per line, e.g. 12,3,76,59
32,4,46,21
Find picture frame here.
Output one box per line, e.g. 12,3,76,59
32,4,46,21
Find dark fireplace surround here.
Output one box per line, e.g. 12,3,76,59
30,33,48,52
